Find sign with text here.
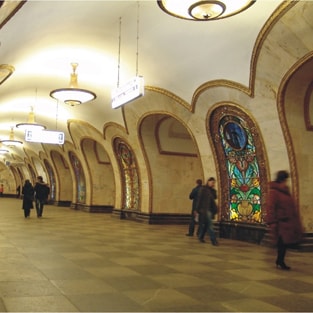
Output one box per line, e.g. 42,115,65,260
25,129,65,144
112,76,144,109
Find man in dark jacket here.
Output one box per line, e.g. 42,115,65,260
186,179,202,236
34,176,50,218
196,177,218,245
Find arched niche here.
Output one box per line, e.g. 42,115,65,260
69,151,86,205
50,150,73,206
209,104,268,243
43,159,56,202
139,113,203,221
113,137,140,213
280,56,313,232
81,138,115,212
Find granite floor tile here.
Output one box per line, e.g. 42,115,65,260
67,292,143,312
0,197,312,312
3,295,79,312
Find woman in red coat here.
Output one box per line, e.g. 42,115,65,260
266,170,303,270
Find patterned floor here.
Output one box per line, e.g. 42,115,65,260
0,197,312,312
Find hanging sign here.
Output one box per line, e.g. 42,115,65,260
25,129,65,144
112,76,144,109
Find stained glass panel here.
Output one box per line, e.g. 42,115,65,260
114,138,140,211
219,115,262,223
69,152,86,204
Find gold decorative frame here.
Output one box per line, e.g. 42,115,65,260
207,103,269,222
0,64,14,85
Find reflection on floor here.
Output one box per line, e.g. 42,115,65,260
0,198,313,312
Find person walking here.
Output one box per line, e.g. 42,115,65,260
266,170,303,270
22,180,34,218
34,176,50,218
186,179,202,237
196,177,218,245
0,184,4,197
16,185,21,198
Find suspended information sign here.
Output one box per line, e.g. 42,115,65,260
25,129,65,144
112,76,144,109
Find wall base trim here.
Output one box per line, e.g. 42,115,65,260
112,209,190,224
53,200,71,207
71,203,114,213
219,221,267,244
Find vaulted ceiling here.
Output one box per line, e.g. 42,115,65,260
0,0,281,159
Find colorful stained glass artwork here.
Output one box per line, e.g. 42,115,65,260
114,139,140,211
219,115,262,223
69,152,86,204
44,160,55,201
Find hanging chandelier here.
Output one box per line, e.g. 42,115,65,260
16,106,46,131
0,142,9,154
50,63,96,106
157,0,256,21
0,127,23,147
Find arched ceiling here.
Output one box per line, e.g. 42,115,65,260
0,0,282,160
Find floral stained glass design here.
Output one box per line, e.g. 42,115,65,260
219,115,262,223
69,152,86,204
114,139,140,211
44,160,55,201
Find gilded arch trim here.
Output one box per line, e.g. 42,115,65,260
207,103,269,222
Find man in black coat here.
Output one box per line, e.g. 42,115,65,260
34,176,50,218
196,177,218,245
186,179,202,236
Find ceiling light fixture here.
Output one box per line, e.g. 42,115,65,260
0,127,23,147
0,142,9,154
157,0,256,21
50,63,96,106
16,106,46,131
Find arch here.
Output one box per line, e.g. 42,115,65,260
81,138,115,210
113,137,140,212
50,150,73,206
278,54,313,232
139,113,203,216
208,104,268,224
69,151,86,205
43,159,56,202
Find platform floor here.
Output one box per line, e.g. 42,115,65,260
0,197,313,312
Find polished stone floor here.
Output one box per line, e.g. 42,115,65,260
0,197,313,312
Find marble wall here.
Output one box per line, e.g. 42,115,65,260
1,2,313,232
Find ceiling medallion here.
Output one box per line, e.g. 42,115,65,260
157,0,256,21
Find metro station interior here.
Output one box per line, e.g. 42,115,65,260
0,1,313,311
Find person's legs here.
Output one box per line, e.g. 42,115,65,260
35,199,41,217
39,201,44,217
198,213,208,242
276,236,290,269
186,212,195,236
207,212,218,245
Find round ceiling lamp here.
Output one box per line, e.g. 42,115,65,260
0,127,23,147
157,0,256,21
50,63,96,106
0,142,9,154
16,106,46,131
